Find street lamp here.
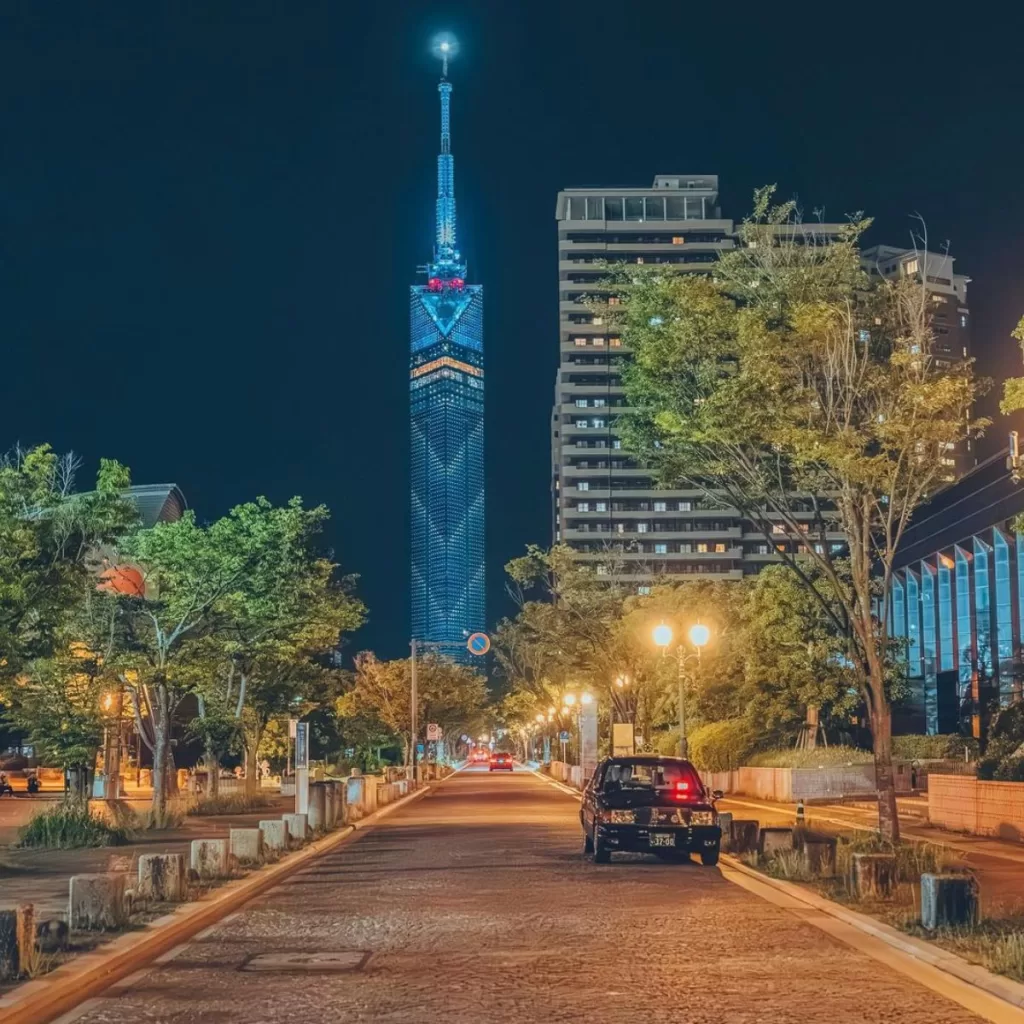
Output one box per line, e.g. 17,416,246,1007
652,621,711,759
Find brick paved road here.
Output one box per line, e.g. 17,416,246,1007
66,768,983,1024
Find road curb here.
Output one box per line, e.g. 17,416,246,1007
721,854,1024,1022
0,782,434,1024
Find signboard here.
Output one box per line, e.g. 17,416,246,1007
426,723,442,742
288,719,297,739
559,730,571,743
466,632,490,656
612,723,635,757
295,721,309,770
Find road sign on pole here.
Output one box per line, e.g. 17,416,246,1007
295,722,309,770
466,632,490,656
426,723,442,742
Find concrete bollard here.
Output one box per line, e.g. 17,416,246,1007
345,777,365,821
283,813,309,844
69,873,127,930
717,812,733,851
802,838,837,877
230,828,264,865
759,827,795,859
137,854,186,902
921,873,979,929
307,783,327,832
190,838,230,880
730,819,760,855
851,852,897,899
259,819,289,855
0,905,33,982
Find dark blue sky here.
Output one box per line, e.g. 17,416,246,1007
3,2,1023,658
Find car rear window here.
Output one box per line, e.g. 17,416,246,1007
601,761,701,793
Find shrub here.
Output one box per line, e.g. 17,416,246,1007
892,734,977,762
185,792,278,816
834,831,963,884
994,757,1024,782
688,720,756,772
19,803,129,849
746,745,872,769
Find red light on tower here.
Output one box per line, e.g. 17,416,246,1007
427,278,442,291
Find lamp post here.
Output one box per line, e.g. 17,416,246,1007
653,622,710,758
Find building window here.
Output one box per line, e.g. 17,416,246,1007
938,557,954,673
605,197,623,220
596,563,608,576
955,547,972,689
578,481,589,491
608,296,621,306
593,398,606,408
645,197,665,220
592,316,604,326
697,543,708,553
592,336,605,345
960,314,968,329
577,502,589,512
714,543,726,553
575,419,588,428
615,523,625,534
654,501,667,512
637,522,649,533
595,501,607,512
637,585,651,596
654,543,668,554
625,197,644,221
994,531,1013,683
904,258,920,276
756,544,769,555
593,418,606,428
574,337,587,347
610,337,622,347
906,572,921,678
891,577,906,643
921,565,937,727
772,523,786,535
586,196,604,220
612,439,622,450
576,398,588,408
678,501,692,512
672,236,685,245
974,537,993,677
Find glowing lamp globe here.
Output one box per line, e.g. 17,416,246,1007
653,623,673,648
97,565,145,597
689,624,711,648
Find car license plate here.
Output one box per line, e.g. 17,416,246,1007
649,832,676,848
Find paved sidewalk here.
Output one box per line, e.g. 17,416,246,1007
0,796,291,917
720,794,1024,914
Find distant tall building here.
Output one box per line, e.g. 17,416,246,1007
862,245,973,480
409,42,484,657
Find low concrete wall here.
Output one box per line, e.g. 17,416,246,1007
928,774,1024,841
702,761,917,801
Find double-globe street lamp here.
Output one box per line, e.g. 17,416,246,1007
653,622,710,759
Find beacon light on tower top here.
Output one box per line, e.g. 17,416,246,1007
432,33,459,77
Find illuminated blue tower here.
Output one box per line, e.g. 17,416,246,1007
410,37,484,659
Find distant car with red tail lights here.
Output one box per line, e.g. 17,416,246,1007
489,751,513,772
470,748,490,764
580,756,723,865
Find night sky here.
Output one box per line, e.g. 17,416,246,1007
3,2,1023,659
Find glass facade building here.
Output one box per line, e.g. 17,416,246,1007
892,449,1024,735
409,59,484,660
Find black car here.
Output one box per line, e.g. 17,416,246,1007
580,756,723,866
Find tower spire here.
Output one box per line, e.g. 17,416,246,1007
434,36,457,264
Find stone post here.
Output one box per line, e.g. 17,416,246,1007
283,812,309,844
307,782,327,832
69,873,127,930
759,827,795,859
717,812,733,851
190,838,230,880
0,905,32,981
921,873,979,929
137,854,186,902
259,819,289,855
802,838,837,877
230,828,264,866
730,819,760,855
851,852,897,899
323,781,338,828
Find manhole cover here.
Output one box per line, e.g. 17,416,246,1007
241,950,370,973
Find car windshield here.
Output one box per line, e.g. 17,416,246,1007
602,761,701,793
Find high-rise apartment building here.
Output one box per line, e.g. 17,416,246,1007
552,175,969,587
410,46,484,657
862,245,973,479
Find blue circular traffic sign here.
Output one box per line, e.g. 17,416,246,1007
467,632,490,655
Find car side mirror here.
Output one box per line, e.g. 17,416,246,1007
712,789,724,801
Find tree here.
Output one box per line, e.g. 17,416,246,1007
615,188,985,839
188,499,364,794
0,445,135,676
341,653,487,765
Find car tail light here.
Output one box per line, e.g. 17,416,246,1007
673,781,699,801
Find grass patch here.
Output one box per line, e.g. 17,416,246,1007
833,831,964,884
902,917,1024,983
746,746,873,768
185,791,278,816
18,803,130,849
120,800,187,832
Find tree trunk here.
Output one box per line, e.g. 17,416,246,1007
206,744,220,798
243,725,263,796
871,692,900,843
152,718,168,820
